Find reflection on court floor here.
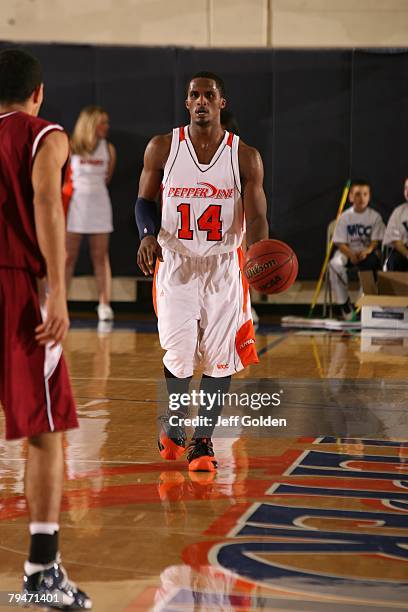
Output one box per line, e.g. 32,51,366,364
0,324,407,611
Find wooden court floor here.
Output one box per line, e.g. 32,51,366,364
0,321,407,611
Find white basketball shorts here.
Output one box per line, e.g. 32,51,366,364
153,247,258,378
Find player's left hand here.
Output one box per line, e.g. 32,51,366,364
35,288,70,348
137,235,163,275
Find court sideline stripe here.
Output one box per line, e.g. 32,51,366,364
257,333,290,357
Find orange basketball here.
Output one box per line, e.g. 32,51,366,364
243,239,298,294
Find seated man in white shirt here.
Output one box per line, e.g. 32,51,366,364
329,179,385,320
383,177,408,271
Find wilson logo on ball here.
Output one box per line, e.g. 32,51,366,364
245,259,278,279
243,239,298,295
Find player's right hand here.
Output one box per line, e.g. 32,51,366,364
137,235,163,275
35,288,70,348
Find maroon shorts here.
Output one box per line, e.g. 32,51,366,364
0,268,78,440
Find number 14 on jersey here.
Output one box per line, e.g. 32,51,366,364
177,203,223,241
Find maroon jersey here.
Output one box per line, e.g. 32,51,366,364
0,111,67,277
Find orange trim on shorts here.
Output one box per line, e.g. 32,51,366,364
237,247,249,312
152,259,160,317
235,319,259,367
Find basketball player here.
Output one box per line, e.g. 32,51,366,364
329,179,385,320
0,49,91,608
136,72,268,471
383,177,408,271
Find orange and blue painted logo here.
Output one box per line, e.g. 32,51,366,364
180,437,408,608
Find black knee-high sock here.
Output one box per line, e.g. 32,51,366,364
164,366,192,414
162,365,192,440
193,374,231,439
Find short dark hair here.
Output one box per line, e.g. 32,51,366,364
0,48,42,104
187,71,226,98
350,178,371,190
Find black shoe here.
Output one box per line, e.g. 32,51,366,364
187,437,218,472
333,299,355,321
157,413,186,460
337,299,354,321
22,557,92,609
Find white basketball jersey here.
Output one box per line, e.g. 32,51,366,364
71,138,109,193
159,126,243,257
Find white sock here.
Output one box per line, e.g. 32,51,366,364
29,522,59,535
24,559,56,576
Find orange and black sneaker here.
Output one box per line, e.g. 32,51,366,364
157,413,186,460
187,438,218,472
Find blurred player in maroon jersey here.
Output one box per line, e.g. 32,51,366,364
0,49,91,609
